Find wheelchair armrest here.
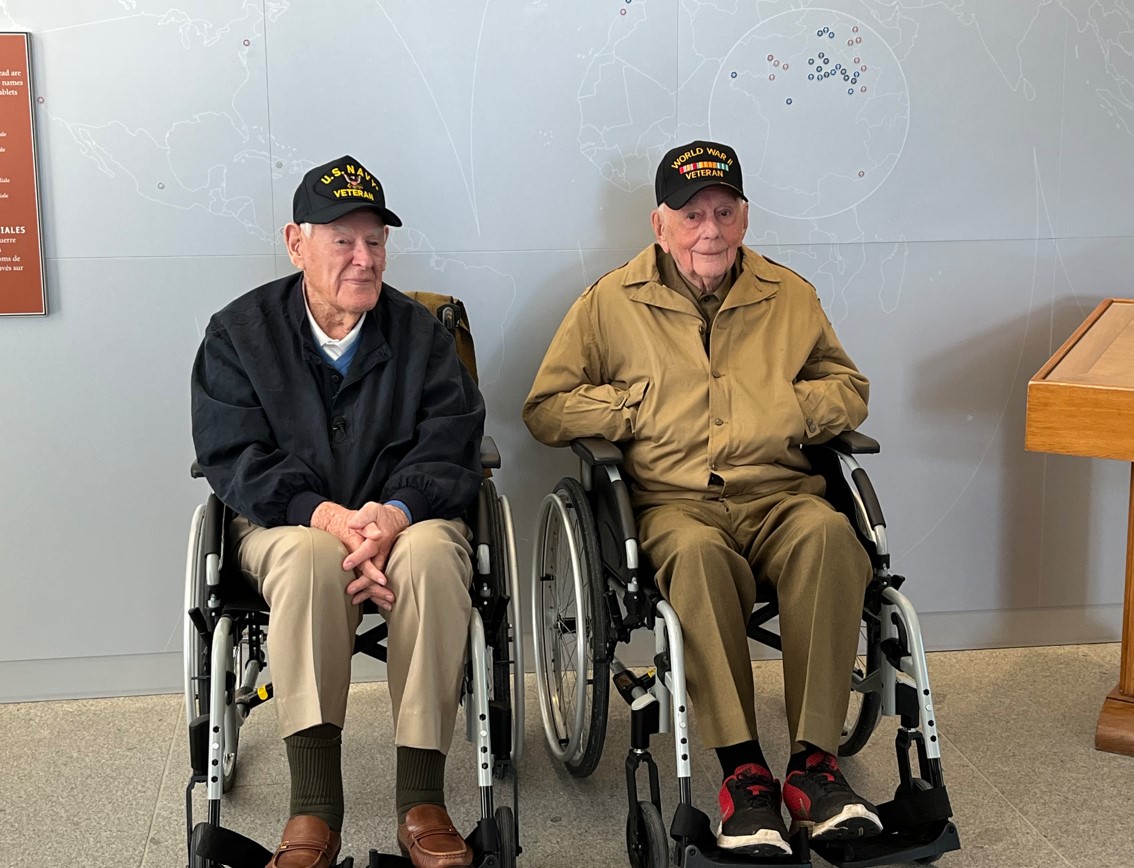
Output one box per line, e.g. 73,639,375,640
480,436,501,470
821,430,880,455
571,437,624,466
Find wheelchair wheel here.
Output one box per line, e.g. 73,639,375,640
184,504,209,725
183,503,241,792
482,479,525,769
839,613,882,757
494,805,518,868
531,477,610,777
626,801,669,868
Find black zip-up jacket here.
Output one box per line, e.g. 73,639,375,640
191,274,485,528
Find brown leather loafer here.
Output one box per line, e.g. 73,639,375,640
396,804,473,868
266,814,342,868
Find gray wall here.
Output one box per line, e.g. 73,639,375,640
1,1,1129,701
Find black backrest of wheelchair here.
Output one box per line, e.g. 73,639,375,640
801,443,885,571
406,291,479,385
590,465,640,588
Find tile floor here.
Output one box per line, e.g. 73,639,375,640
2,644,1132,867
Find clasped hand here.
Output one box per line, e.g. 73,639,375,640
312,500,410,612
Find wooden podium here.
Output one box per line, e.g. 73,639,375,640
1025,298,1134,755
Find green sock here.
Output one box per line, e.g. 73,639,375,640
396,746,446,823
284,723,344,833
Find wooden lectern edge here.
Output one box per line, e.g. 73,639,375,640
1031,298,1116,381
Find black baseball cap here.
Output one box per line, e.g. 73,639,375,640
292,155,402,226
655,140,746,209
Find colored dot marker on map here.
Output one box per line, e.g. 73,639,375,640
768,54,774,61
858,170,865,177
243,39,250,46
774,60,780,67
36,96,43,103
158,182,165,189
856,36,862,43
620,8,626,14
786,98,792,105
730,71,737,78
860,85,867,92
848,88,853,94
783,63,789,70
853,26,859,33
769,73,775,80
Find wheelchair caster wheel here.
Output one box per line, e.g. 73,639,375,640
494,805,517,868
626,800,669,868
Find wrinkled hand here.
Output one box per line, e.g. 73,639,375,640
311,501,409,611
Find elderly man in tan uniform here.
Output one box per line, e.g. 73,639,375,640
523,141,881,857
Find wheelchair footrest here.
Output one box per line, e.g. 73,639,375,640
192,822,353,868
672,804,812,866
809,818,960,868
366,852,503,868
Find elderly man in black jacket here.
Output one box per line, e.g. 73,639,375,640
191,155,484,868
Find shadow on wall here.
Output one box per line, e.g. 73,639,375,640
912,292,1109,620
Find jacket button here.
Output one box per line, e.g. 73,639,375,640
714,418,724,426
711,370,722,378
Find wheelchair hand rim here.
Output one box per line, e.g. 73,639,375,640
530,491,591,763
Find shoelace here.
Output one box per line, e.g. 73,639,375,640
730,771,780,810
791,757,852,795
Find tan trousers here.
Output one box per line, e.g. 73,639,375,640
230,516,473,750
637,491,871,754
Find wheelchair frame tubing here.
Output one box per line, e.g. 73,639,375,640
879,585,942,762
834,453,888,557
653,599,694,805
466,608,496,820
207,614,234,802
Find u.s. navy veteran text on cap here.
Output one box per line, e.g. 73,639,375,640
293,155,403,227
655,140,746,210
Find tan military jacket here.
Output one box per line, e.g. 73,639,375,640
522,244,869,507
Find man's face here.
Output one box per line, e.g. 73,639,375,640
651,187,748,291
284,209,390,317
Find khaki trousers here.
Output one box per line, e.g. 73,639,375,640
637,491,871,754
230,516,473,750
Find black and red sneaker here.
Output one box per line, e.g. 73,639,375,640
783,752,882,840
716,763,792,856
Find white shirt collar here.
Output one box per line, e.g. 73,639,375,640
302,281,366,361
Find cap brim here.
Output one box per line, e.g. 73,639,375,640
299,201,402,227
661,180,747,210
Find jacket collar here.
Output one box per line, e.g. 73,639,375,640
623,244,780,312
287,275,392,379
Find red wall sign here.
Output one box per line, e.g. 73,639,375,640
0,32,46,316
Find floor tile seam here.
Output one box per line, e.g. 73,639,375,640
140,695,187,866
936,729,1076,868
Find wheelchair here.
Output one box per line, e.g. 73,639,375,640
531,432,961,868
183,293,524,868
